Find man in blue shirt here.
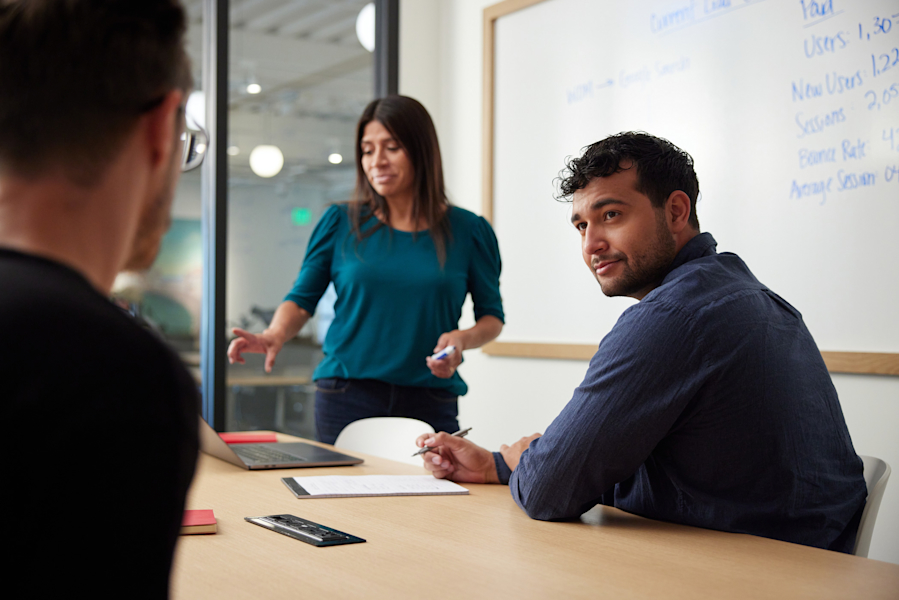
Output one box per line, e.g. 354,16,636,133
417,132,867,553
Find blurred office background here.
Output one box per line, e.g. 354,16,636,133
114,0,377,439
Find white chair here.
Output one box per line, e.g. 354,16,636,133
853,455,892,557
334,417,435,466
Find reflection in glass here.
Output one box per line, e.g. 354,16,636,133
225,0,375,437
112,1,205,373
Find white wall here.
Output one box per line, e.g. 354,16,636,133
400,0,899,565
398,0,441,137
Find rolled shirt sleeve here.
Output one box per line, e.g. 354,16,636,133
494,451,513,484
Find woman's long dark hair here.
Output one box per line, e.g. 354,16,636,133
349,95,451,266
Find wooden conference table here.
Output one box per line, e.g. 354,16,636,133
173,433,899,599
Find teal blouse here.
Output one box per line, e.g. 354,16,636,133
285,204,504,396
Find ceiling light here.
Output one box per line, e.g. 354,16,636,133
247,83,262,94
195,143,206,154
227,146,240,156
328,153,343,165
356,3,375,52
249,145,284,178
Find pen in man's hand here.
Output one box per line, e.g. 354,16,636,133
412,427,472,457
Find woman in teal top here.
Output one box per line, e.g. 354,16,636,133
227,95,504,444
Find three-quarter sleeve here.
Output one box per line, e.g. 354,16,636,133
283,205,343,315
468,216,505,323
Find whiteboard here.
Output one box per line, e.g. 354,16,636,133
490,0,899,354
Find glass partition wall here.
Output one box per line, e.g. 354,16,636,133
111,2,206,380
128,0,393,433
224,0,375,438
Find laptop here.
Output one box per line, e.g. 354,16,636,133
198,417,363,470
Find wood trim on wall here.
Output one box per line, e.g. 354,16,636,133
482,341,596,361
482,342,899,376
820,352,899,376
482,0,898,377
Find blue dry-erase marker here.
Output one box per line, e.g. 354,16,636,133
431,345,456,360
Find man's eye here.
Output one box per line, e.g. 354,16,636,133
604,211,620,221
575,222,586,232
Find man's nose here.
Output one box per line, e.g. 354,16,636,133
583,225,608,256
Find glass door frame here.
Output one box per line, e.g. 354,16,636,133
198,0,399,430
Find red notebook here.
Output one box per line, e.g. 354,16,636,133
181,509,217,535
218,432,278,444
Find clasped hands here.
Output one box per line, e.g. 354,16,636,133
415,431,542,483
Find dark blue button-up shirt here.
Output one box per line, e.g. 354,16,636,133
495,232,866,553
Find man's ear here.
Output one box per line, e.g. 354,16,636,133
665,190,692,234
142,89,185,171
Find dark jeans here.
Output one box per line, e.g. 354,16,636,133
314,378,459,445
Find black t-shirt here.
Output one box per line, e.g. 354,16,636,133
0,248,199,598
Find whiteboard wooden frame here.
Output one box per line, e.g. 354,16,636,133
480,0,899,377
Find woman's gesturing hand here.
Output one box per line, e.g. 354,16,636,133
227,328,285,373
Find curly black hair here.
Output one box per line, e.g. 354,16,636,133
556,131,700,230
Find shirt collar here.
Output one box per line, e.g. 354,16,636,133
666,231,717,273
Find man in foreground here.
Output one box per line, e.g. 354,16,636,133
0,1,200,595
418,132,867,553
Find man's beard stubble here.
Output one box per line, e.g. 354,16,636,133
597,211,677,298
122,156,178,271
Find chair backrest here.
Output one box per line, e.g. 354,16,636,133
334,417,436,466
853,455,892,557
